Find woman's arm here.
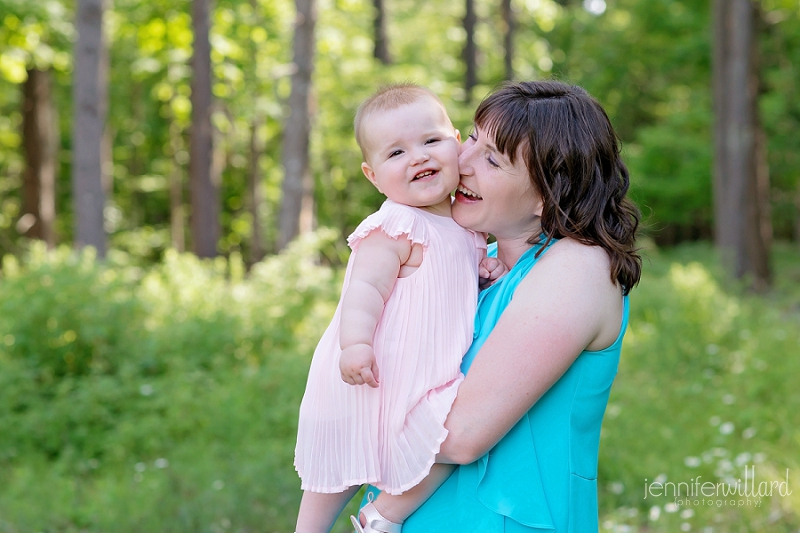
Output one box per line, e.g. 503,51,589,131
339,230,412,388
438,239,624,464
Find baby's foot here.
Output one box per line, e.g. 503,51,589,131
350,501,402,533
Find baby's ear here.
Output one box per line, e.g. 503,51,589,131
454,129,461,143
361,162,380,191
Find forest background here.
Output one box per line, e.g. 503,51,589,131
0,0,799,531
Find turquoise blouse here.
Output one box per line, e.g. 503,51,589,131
364,240,630,532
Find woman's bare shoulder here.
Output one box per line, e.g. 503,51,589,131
516,238,622,349
534,238,614,285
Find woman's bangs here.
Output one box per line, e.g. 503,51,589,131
474,97,529,164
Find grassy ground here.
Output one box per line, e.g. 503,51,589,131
0,237,797,532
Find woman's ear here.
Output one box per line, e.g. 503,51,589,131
531,184,544,217
533,198,544,217
361,162,381,192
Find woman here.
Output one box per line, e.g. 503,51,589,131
362,80,641,532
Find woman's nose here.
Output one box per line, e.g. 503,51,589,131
458,143,474,174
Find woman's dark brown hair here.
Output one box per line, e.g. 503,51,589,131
474,80,641,293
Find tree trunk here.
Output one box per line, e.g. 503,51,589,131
795,182,800,246
373,0,391,64
21,68,58,249
169,120,185,252
502,0,514,80
712,0,771,289
248,118,264,264
72,0,108,257
246,0,265,262
190,0,219,258
278,0,316,251
463,0,478,103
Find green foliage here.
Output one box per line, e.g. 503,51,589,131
0,231,340,468
626,99,713,239
4,0,799,258
0,247,139,379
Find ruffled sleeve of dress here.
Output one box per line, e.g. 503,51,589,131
347,200,429,251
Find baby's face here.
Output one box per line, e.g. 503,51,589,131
361,98,460,214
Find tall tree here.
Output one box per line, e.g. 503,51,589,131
373,0,391,64
501,0,514,80
278,0,316,251
248,118,264,263
169,119,186,252
243,0,266,262
463,0,478,103
712,0,771,288
21,68,58,249
190,0,219,258
72,0,108,257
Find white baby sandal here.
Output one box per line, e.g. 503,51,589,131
350,499,402,533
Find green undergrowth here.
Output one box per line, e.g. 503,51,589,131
0,237,798,532
599,242,800,532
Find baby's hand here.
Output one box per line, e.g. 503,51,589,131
340,344,380,388
479,257,508,289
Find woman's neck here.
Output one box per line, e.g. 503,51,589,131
495,235,536,269
494,219,543,268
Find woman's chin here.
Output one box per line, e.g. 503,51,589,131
452,195,483,231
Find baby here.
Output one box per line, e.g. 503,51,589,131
294,84,503,533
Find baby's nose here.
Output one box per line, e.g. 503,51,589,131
412,150,430,164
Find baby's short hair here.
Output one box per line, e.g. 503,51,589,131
354,83,450,159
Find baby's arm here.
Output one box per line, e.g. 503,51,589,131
339,230,412,388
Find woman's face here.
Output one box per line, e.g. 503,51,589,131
452,125,542,240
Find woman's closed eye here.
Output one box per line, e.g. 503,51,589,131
487,155,501,168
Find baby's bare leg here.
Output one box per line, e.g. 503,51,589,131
369,464,456,524
296,486,360,533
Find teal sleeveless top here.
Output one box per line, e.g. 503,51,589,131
364,240,629,532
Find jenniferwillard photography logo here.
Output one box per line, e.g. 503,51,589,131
644,466,793,508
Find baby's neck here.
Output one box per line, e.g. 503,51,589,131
417,201,453,218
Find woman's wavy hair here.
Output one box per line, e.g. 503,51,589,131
474,80,641,293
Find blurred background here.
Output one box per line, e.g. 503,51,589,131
0,0,798,531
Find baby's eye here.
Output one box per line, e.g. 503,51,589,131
424,138,441,145
389,149,403,158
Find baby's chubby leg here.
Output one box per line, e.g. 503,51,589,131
296,486,360,533
368,464,456,525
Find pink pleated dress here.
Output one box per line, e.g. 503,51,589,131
294,200,485,495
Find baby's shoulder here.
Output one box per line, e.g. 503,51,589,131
348,201,430,250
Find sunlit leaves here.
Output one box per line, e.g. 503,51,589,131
0,8,73,82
